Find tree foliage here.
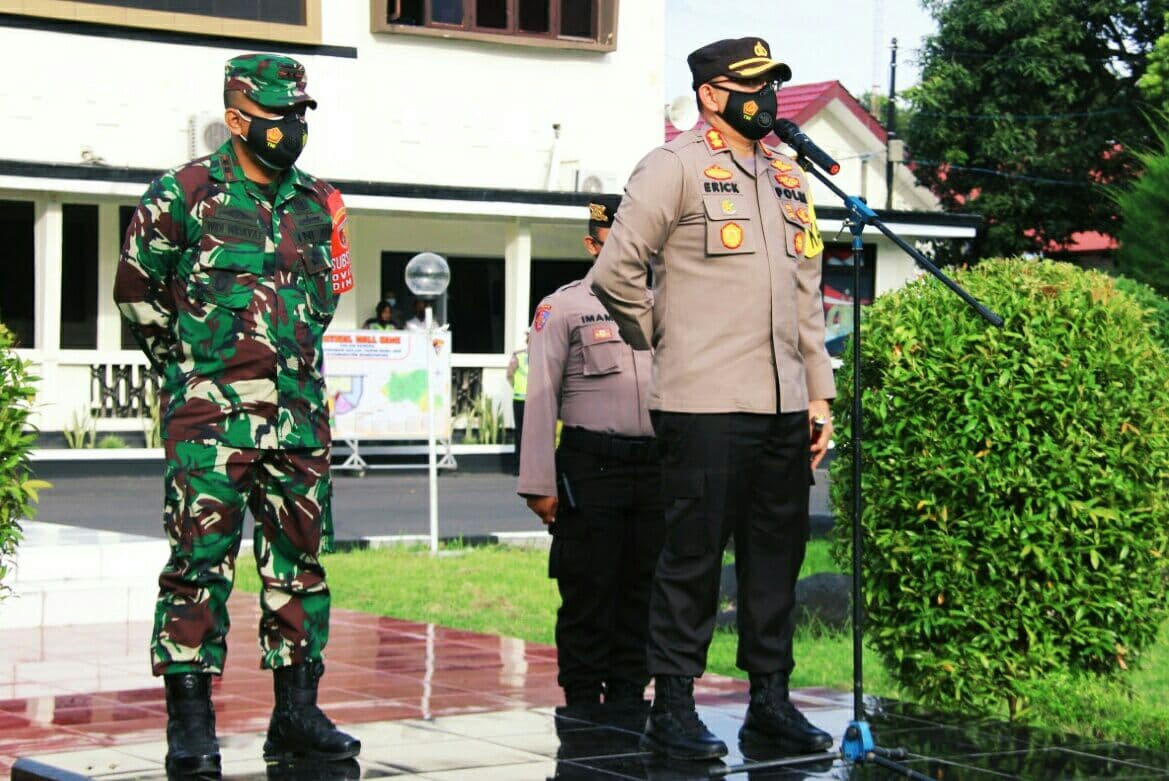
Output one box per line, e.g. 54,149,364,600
1139,11,1169,107
0,323,47,601
904,0,1167,259
1112,120,1169,295
829,259,1169,719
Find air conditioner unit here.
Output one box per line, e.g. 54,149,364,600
187,113,231,158
573,168,621,194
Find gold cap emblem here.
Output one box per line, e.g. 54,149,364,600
754,41,768,57
588,202,608,222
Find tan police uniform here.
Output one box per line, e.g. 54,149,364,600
590,86,836,689
518,197,666,706
591,126,835,412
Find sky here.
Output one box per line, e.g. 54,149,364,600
664,0,939,103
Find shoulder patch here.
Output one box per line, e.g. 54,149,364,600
533,303,553,332
704,128,727,152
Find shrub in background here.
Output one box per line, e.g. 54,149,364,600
0,323,49,599
1113,118,1169,297
829,258,1169,719
1114,275,1169,350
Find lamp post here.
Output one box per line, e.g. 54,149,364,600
405,252,451,555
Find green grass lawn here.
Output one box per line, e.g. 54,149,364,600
234,540,1169,752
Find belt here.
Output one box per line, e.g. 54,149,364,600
560,426,659,464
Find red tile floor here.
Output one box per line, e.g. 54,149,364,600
9,593,1169,779
1,591,758,779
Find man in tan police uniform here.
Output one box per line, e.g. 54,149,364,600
518,196,666,709
591,38,836,760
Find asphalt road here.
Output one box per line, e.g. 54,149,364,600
31,467,834,543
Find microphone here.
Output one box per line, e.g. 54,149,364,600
774,119,840,175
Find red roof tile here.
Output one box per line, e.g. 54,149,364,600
666,80,888,145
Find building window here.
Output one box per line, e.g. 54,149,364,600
61,204,99,350
374,0,617,51
821,242,876,357
0,201,35,349
381,252,505,354
9,0,322,45
529,259,592,320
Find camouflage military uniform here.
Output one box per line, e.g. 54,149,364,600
115,55,353,676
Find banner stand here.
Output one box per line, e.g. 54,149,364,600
334,437,457,473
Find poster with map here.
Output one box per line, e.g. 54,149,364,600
323,329,451,440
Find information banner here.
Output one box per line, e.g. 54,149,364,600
323,329,451,440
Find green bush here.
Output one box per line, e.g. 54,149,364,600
829,258,1169,719
96,434,128,449
0,323,49,600
1113,275,1169,350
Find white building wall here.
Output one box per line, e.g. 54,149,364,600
0,2,664,191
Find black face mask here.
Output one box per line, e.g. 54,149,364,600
235,109,307,170
712,82,777,140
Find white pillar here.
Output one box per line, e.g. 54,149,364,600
34,197,63,429
503,219,532,356
96,202,122,351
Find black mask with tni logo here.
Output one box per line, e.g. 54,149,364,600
712,82,777,141
236,109,308,170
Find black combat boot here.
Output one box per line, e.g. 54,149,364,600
263,663,361,762
738,672,833,751
163,672,221,776
639,675,728,760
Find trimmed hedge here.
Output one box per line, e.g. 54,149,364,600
829,258,1169,718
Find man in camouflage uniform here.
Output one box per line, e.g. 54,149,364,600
115,53,360,776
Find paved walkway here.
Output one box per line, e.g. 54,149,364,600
31,468,834,543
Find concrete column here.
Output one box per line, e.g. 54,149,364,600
95,202,122,351
503,219,532,356
34,197,63,428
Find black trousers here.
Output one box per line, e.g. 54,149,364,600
512,399,525,473
550,442,666,692
647,411,811,678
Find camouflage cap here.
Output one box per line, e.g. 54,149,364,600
224,53,317,110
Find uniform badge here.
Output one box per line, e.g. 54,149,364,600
704,164,733,180
588,202,608,222
265,126,283,148
704,128,727,151
793,230,805,255
771,159,794,172
533,303,553,332
775,174,801,189
796,206,812,224
721,199,737,215
593,326,613,340
782,202,798,221
742,100,759,120
720,222,744,250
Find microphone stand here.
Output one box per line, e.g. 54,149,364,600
808,155,1002,778
714,155,1002,781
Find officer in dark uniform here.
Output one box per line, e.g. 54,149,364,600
518,196,666,708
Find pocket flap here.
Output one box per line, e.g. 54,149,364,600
703,195,749,222
301,244,332,275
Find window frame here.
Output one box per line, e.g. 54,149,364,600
371,0,618,53
7,0,323,46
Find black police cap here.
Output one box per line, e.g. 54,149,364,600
687,37,792,89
